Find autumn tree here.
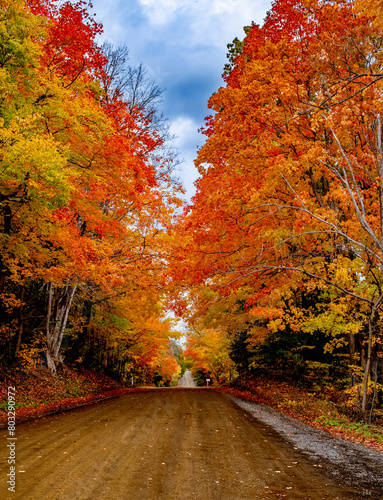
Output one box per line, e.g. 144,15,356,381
0,0,182,383
100,42,167,138
184,327,236,385
172,0,383,419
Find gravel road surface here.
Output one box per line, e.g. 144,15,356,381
0,388,381,500
178,370,197,387
231,395,383,498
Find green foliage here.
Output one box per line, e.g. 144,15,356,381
191,367,207,387
223,25,251,75
315,415,383,443
229,329,252,375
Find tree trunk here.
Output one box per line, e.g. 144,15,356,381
361,299,381,421
14,284,25,359
46,282,77,374
362,319,372,421
369,357,379,423
347,330,357,385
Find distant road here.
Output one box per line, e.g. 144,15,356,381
177,370,196,387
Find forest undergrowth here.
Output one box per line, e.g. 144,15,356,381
0,366,138,424
219,378,383,453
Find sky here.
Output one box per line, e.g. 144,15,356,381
91,0,272,200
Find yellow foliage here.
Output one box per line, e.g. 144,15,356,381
185,327,236,384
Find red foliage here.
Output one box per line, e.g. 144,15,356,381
28,0,106,83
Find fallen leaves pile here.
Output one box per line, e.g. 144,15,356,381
0,366,150,424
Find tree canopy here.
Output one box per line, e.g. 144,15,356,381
0,0,182,385
4,0,383,419
171,0,383,419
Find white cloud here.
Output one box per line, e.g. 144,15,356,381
91,0,272,198
170,115,200,149
138,0,268,46
192,0,269,49
138,0,239,26
139,0,190,26
170,115,203,198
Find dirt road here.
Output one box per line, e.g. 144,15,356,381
178,370,196,387
0,389,375,499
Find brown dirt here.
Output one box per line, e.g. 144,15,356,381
0,388,369,499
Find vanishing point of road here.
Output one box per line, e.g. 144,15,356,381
178,370,197,388
0,387,364,499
